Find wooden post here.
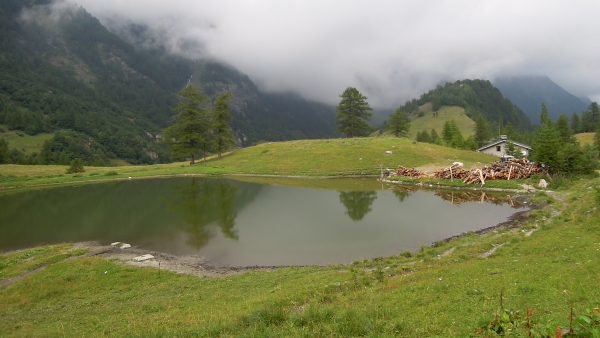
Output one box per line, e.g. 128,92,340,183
507,165,513,180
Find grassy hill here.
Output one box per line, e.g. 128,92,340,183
0,125,54,155
575,132,596,146
0,137,498,188
406,104,476,139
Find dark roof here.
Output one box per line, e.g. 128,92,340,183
476,139,532,152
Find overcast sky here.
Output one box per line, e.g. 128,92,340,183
68,0,600,108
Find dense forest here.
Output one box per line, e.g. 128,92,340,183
398,80,533,133
0,0,336,165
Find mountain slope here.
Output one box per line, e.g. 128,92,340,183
493,76,589,124
0,0,336,164
397,79,532,132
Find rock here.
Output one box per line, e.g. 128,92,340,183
133,254,154,262
538,179,548,188
110,242,131,249
385,151,392,155
120,244,131,249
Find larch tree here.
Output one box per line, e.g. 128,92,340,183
163,85,210,165
388,109,410,137
335,87,373,138
212,92,236,158
473,115,491,147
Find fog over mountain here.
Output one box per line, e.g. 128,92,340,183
57,1,600,108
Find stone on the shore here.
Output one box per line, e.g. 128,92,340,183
133,254,154,262
111,242,131,249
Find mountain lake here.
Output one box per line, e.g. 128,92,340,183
0,177,527,266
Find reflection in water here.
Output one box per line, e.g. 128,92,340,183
394,186,416,202
434,190,523,208
338,191,378,221
167,178,239,249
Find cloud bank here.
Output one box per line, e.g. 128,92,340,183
67,0,600,107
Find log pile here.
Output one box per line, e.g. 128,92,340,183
389,158,545,186
432,163,468,180
389,165,425,178
460,158,545,185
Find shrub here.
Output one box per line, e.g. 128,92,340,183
66,158,85,174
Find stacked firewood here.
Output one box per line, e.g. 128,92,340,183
390,158,545,186
390,165,425,178
461,159,545,185
432,163,468,180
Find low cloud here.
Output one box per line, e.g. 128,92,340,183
62,0,600,107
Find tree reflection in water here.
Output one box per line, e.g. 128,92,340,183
338,191,378,221
167,178,239,249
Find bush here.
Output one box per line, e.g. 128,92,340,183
103,171,118,176
66,158,85,174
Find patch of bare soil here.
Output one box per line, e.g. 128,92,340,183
74,242,281,278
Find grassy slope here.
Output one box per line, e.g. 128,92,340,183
1,179,599,336
575,132,595,146
407,104,476,139
0,126,55,155
0,137,497,188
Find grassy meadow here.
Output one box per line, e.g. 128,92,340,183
0,137,498,188
1,177,600,336
575,132,595,146
406,104,476,140
0,125,55,155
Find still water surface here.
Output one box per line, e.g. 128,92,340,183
0,177,525,266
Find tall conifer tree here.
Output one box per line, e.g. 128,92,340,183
212,92,236,158
335,87,373,137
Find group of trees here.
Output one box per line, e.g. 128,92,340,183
531,103,599,174
570,102,600,133
163,85,235,164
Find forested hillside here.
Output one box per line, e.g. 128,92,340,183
0,0,336,165
398,79,532,132
494,76,590,124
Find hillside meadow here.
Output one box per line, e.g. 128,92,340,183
0,137,497,188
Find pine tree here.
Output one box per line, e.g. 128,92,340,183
388,109,410,137
162,85,210,165
430,129,440,144
582,102,600,132
474,115,491,147
335,87,373,138
540,103,551,126
555,114,576,144
0,139,9,164
212,92,236,158
570,112,581,134
594,126,600,154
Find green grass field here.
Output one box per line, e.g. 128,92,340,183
402,104,476,139
0,125,55,155
1,177,599,336
0,137,498,188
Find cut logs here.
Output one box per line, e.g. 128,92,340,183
389,158,546,186
389,165,425,178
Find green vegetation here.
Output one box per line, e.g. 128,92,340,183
65,158,85,174
575,132,595,145
163,85,211,164
405,104,476,140
0,127,54,155
2,176,600,336
388,109,410,137
0,138,497,188
335,87,373,138
212,92,236,158
398,80,533,133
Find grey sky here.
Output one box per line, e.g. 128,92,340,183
69,0,600,108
